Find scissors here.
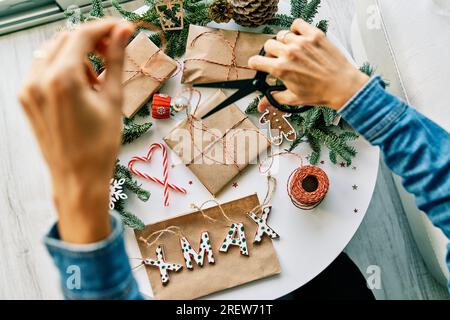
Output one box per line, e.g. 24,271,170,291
193,47,313,119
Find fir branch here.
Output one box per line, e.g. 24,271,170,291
268,14,295,29
307,134,321,164
262,26,275,35
339,131,359,141
319,106,337,126
316,19,329,33
111,0,142,21
89,0,104,18
88,53,104,74
291,0,307,17
301,0,321,23
302,108,321,130
114,201,145,230
148,32,162,48
245,95,264,115
329,150,337,164
359,62,375,77
166,27,190,58
122,121,152,145
135,103,151,118
115,162,150,202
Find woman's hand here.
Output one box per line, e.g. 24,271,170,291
248,19,369,112
18,19,135,244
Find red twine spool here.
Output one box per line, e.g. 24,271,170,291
152,94,171,119
287,165,329,210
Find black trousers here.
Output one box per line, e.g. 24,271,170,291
279,253,375,300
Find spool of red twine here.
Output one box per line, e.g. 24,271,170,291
152,94,171,119
287,165,329,210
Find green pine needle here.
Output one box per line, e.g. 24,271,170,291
329,150,337,164
316,19,329,33
245,95,263,115
135,103,151,118
302,0,321,23
88,53,104,74
112,0,142,21
262,26,275,35
291,0,307,17
115,162,151,202
122,121,152,145
319,106,337,126
359,62,375,77
114,201,145,230
89,0,104,18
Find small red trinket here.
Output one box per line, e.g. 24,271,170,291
152,94,171,119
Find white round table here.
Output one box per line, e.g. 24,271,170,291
121,2,379,300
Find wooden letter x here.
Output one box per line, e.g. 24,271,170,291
247,206,280,243
144,245,182,285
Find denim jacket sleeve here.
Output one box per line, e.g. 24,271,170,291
339,76,450,291
44,212,143,300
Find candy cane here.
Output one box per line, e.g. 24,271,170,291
128,143,186,206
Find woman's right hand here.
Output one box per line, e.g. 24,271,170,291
248,19,369,112
18,19,134,244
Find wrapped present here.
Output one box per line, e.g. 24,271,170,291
101,32,177,118
164,91,271,195
182,25,273,84
135,194,281,300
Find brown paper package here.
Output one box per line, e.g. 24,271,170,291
99,32,177,118
135,194,281,300
182,25,273,84
164,91,270,195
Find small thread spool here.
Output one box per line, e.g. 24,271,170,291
287,165,329,210
152,94,171,119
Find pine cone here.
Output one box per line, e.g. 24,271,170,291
231,0,279,27
209,0,234,24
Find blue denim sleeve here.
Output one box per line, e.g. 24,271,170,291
44,213,143,300
339,76,450,291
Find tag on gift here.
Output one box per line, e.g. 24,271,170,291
135,194,281,299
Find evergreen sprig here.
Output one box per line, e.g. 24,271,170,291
90,0,104,17
112,0,210,58
122,121,153,144
301,0,321,23
113,161,150,230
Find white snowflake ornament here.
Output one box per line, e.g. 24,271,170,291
109,178,128,210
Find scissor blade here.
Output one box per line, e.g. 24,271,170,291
201,86,256,119
193,79,252,90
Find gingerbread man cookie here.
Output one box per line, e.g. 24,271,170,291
259,104,297,145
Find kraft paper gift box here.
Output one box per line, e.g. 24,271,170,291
135,194,281,300
164,91,271,195
100,32,178,118
182,24,273,84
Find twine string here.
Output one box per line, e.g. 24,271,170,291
139,225,183,248
184,30,251,81
190,199,233,226
259,150,328,210
122,49,182,85
123,20,181,86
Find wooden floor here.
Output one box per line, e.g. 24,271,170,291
0,0,447,299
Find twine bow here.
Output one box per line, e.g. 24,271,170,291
123,20,181,86
184,30,252,81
